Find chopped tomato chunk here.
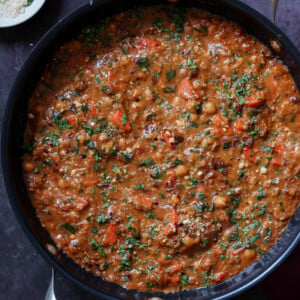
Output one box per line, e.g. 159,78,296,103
164,209,178,235
213,271,226,282
232,248,244,256
234,119,245,131
168,262,182,274
244,91,265,107
179,78,200,101
89,100,99,118
243,147,257,163
112,108,131,132
75,199,88,210
271,157,282,167
103,223,118,246
67,115,76,126
274,144,284,156
135,38,160,49
104,70,116,88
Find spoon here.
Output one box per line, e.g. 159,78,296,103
272,0,279,23
45,268,56,300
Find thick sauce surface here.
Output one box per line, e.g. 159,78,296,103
23,6,300,292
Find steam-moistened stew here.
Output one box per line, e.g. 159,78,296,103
23,6,300,292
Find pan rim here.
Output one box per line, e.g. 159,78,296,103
1,0,300,299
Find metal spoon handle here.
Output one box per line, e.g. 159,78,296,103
272,0,279,23
45,268,57,300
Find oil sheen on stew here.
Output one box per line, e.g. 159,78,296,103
23,6,300,293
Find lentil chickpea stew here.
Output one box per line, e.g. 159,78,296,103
22,6,300,293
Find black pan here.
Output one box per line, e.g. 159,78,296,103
2,0,300,299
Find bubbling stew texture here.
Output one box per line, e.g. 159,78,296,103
23,6,300,292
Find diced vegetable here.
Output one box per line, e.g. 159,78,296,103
213,271,226,282
67,115,76,126
244,91,265,107
75,199,88,210
164,209,178,235
135,38,160,49
234,119,245,131
103,223,118,245
243,147,257,163
168,262,182,274
112,108,131,132
179,78,200,101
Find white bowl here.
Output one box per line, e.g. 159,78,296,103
0,0,46,28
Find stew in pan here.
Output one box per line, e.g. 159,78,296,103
22,6,300,292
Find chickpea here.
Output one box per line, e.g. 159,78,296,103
214,195,227,208
183,236,197,248
155,151,163,161
203,101,217,114
175,165,188,177
143,88,152,101
173,96,184,106
201,136,214,148
199,160,207,168
190,113,198,122
58,178,67,188
243,249,256,261
131,87,142,98
23,161,34,172
118,138,126,148
131,101,144,110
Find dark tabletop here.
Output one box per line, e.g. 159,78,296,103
0,1,299,300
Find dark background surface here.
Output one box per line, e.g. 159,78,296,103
0,1,299,299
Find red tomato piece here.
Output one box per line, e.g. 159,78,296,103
104,70,115,88
243,147,257,163
75,199,88,210
271,157,282,167
103,223,118,246
168,262,182,274
179,78,200,101
112,108,131,132
234,119,245,131
232,248,244,256
67,115,76,126
214,271,226,282
135,38,160,49
244,91,265,107
164,209,178,235
89,100,99,118
274,144,284,156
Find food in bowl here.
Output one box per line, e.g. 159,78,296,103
22,5,300,292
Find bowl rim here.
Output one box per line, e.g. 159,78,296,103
0,0,47,28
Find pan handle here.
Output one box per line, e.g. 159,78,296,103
272,0,279,23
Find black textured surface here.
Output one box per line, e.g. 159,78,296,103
0,1,299,300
